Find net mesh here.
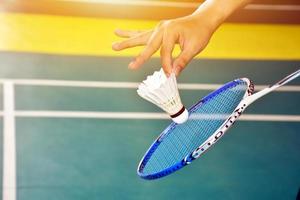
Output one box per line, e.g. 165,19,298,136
142,80,249,175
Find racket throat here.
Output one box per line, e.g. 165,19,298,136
245,87,273,105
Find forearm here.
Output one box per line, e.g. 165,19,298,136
191,0,252,31
112,0,253,74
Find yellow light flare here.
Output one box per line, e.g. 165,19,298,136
0,12,300,60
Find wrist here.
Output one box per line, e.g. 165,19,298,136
191,0,251,31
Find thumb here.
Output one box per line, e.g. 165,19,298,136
172,49,194,76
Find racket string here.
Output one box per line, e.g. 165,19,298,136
183,90,238,149
183,100,225,152
142,81,248,175
154,128,190,171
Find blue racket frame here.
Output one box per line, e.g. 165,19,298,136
137,79,251,180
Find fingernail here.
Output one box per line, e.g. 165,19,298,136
173,65,181,76
128,61,136,69
165,70,171,77
162,68,169,77
112,42,119,50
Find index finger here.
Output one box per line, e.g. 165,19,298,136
129,29,163,69
160,33,177,76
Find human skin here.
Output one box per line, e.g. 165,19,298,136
112,0,252,76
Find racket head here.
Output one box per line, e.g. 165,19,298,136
137,78,254,180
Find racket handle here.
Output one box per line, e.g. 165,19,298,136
274,69,300,87
246,69,300,105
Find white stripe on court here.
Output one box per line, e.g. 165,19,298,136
0,79,139,89
14,111,300,122
0,110,299,122
61,0,300,11
0,79,299,92
2,82,16,200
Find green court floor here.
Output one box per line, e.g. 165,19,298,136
0,52,300,200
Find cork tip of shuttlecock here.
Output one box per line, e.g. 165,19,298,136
171,107,189,124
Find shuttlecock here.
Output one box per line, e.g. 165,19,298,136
137,68,188,124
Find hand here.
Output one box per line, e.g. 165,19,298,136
112,0,251,76
112,14,216,76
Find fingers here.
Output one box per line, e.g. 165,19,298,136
160,32,177,76
114,29,144,38
129,29,163,69
112,31,152,51
173,48,196,76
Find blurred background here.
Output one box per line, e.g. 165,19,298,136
0,0,300,200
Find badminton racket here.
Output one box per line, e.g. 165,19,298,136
137,69,300,180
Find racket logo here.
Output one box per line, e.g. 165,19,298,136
247,80,255,95
137,69,299,180
191,105,247,160
214,131,223,140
